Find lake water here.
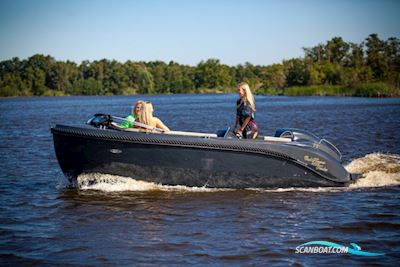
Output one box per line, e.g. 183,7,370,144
1,94,399,266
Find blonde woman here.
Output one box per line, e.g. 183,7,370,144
136,101,170,132
234,82,258,139
120,100,143,128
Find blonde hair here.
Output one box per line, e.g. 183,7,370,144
238,82,256,111
137,101,154,126
132,100,144,115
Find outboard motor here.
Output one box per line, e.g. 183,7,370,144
86,114,112,128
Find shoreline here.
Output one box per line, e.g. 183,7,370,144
2,84,399,98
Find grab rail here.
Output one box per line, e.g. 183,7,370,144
319,139,342,160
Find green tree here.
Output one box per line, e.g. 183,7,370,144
385,37,400,88
72,78,103,95
326,37,350,65
147,61,168,93
258,64,286,89
365,33,387,80
195,59,231,89
137,65,155,94
285,59,310,86
0,34,399,97
304,44,325,64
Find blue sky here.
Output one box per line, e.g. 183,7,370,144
0,0,399,66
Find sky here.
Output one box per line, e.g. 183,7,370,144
0,0,399,66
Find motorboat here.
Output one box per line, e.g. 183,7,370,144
51,114,360,189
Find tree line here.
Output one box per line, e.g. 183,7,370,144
0,33,399,97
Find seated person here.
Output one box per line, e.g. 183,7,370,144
135,101,170,132
120,100,143,128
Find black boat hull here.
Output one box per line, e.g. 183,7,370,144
52,125,353,188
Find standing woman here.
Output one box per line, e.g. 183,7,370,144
234,82,259,139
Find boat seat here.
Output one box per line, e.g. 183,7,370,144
263,136,292,142
110,122,217,138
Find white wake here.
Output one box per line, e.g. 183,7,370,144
77,173,226,192
346,153,400,188
75,153,400,193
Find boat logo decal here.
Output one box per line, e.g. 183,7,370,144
110,149,122,154
304,155,328,172
295,240,385,256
